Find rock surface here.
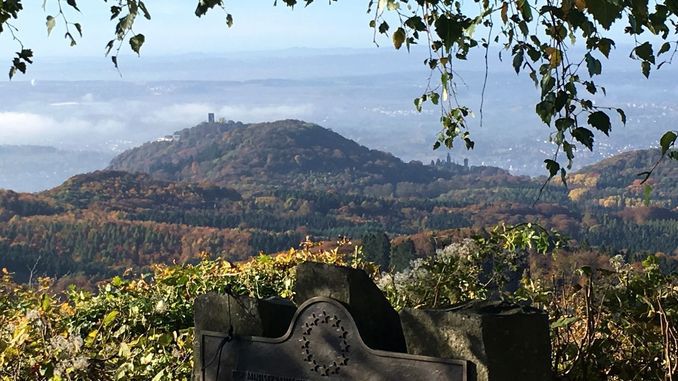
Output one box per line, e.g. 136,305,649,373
399,300,552,381
193,293,296,380
294,261,407,352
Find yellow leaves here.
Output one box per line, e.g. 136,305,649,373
59,302,75,317
500,2,509,24
568,188,588,202
575,0,586,11
545,47,562,67
118,342,131,358
392,27,406,50
10,322,30,347
0,239,364,379
84,329,99,347
140,352,154,365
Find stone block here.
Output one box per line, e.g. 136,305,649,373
399,300,552,381
294,261,407,352
193,293,296,380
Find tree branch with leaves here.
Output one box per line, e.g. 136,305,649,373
1,0,676,180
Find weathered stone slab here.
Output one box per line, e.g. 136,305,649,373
294,262,406,352
199,297,467,381
399,300,551,381
194,293,297,380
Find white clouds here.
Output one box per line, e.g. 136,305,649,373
0,98,314,151
0,111,125,146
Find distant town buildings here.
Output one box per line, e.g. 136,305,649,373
155,134,180,143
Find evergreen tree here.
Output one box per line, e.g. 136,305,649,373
361,232,391,270
390,239,416,272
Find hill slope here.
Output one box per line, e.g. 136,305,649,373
108,120,477,192
568,149,678,208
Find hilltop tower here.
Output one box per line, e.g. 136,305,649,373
208,113,215,123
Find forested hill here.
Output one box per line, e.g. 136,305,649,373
108,119,504,193
568,149,677,207
0,122,676,284
43,170,241,210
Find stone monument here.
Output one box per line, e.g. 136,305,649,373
193,262,551,381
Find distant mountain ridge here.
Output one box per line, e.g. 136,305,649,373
108,120,497,193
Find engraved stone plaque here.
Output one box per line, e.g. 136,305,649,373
200,297,466,381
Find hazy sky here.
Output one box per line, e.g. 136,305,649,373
0,1,673,182
4,2,375,59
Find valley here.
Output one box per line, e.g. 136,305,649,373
0,120,675,284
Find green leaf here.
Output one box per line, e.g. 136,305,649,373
85,329,99,347
392,27,406,50
105,40,115,56
18,49,33,63
634,42,655,63
555,117,575,132
586,0,623,29
587,111,611,135
536,92,556,124
551,316,579,329
545,159,560,178
583,81,596,94
640,61,650,78
513,50,524,74
12,58,26,74
430,92,440,105
414,96,424,112
518,0,533,22
129,34,145,55
598,38,614,58
405,16,426,31
563,141,575,167
195,0,223,17
46,16,56,36
74,23,82,37
435,15,466,51
102,310,120,327
658,42,671,56
65,32,77,47
66,0,80,11
616,108,626,124
585,53,602,76
378,21,389,34
572,127,595,150
659,131,677,155
110,6,122,20
139,1,152,20
226,14,233,27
